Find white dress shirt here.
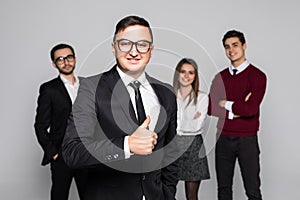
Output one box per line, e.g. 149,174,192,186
116,67,160,156
177,91,208,136
60,75,79,104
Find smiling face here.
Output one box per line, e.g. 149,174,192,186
112,25,153,79
224,37,247,67
178,63,196,88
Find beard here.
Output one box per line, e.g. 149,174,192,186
56,64,75,75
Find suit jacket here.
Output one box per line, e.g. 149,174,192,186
62,65,179,200
34,76,79,165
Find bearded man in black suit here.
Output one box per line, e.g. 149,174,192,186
34,43,87,200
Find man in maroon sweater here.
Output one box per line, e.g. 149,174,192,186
208,30,267,200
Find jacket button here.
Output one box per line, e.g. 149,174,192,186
142,175,146,180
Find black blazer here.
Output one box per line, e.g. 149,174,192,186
62,66,179,200
34,76,78,165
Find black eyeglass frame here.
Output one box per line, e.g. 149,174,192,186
114,39,153,54
54,54,75,65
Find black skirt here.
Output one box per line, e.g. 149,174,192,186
176,134,210,181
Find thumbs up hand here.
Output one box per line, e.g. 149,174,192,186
140,115,151,129
128,116,158,155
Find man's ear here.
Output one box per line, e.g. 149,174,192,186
149,45,154,56
52,62,57,69
243,43,247,50
112,43,116,56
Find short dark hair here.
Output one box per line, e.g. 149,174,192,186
50,43,75,62
222,30,246,47
113,15,153,41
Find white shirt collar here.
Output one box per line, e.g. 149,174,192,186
177,90,187,102
60,74,79,86
116,66,148,88
229,60,250,75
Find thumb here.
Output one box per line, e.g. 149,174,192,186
140,115,151,128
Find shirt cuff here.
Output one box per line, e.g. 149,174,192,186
225,101,234,112
228,111,234,120
124,136,133,159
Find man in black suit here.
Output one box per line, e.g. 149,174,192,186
34,43,86,200
62,16,179,200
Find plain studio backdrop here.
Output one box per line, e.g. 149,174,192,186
1,0,299,199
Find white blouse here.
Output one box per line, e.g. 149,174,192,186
177,91,208,136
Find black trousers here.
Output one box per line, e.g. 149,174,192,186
215,134,262,200
50,155,87,200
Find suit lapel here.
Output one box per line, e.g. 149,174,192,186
102,67,170,134
104,66,139,129
56,76,72,105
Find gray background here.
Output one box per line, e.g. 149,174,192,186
1,0,299,199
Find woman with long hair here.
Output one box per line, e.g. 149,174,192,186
173,58,210,200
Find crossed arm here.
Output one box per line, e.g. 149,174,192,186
208,71,266,119
218,92,252,118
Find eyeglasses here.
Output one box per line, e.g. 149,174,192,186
55,54,75,65
114,39,152,53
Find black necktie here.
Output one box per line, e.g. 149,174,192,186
129,80,146,125
233,69,238,75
